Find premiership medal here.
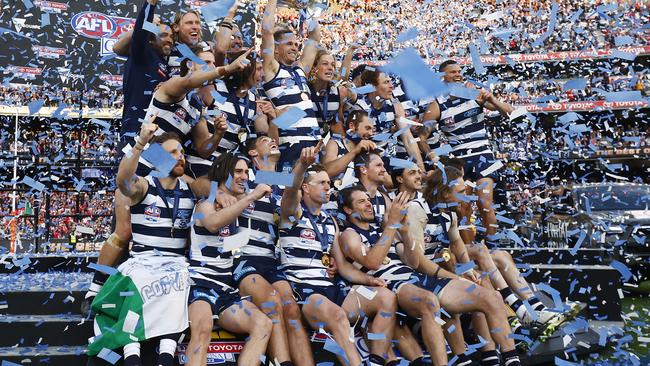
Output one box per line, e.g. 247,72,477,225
441,248,451,262
382,257,390,265
321,253,331,267
238,128,248,143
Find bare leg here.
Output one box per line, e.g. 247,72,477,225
273,280,315,366
302,294,362,366
396,284,448,366
218,300,273,366
444,316,467,356
393,325,424,361
342,286,397,359
186,301,213,366
438,279,516,352
239,275,291,362
459,186,475,244
475,178,497,237
491,250,535,300
467,242,509,290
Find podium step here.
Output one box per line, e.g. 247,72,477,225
0,345,87,366
0,314,92,347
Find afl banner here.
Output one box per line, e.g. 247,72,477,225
0,0,256,91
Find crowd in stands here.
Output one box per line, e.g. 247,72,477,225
0,85,124,109
0,190,114,242
308,0,650,60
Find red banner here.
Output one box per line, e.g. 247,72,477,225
522,100,648,113
355,46,650,67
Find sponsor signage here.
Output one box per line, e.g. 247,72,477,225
34,0,69,13
522,100,649,113
7,66,43,80
100,74,123,87
177,342,244,365
71,11,134,39
354,46,650,67
32,45,66,59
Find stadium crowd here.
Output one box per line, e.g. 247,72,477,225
310,0,650,60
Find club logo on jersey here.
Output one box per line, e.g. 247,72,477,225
71,12,117,39
144,204,161,222
462,108,480,119
300,229,316,240
176,209,192,229
219,226,231,237
175,108,188,121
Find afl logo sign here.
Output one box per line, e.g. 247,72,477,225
71,12,117,39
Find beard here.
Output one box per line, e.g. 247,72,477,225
170,163,185,178
359,214,376,223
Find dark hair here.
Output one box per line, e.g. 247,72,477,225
224,49,258,91
339,184,367,211
423,166,463,205
439,59,458,72
360,69,382,86
273,28,294,43
389,166,406,189
179,44,210,77
147,22,170,43
346,110,368,128
353,149,382,178
350,64,367,82
439,157,465,172
208,152,248,184
244,137,262,158
303,163,327,184
151,132,183,145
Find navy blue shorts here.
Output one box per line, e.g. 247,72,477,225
277,140,318,173
188,285,243,317
232,256,287,287
462,152,500,182
412,273,452,297
291,282,347,307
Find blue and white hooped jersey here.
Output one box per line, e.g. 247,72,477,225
278,208,336,288
410,197,447,259
130,176,196,256
188,217,237,290
236,182,282,259
344,222,413,283
263,64,320,143
310,83,341,129
139,93,202,170
355,95,407,158
186,81,258,170
436,95,491,158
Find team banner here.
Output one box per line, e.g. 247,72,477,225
0,0,255,90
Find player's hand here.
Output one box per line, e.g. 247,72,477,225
477,89,494,104
138,119,159,144
216,190,238,208
368,277,387,287
257,100,276,118
387,192,409,227
326,257,337,278
462,269,480,284
354,140,376,154
251,183,273,200
225,48,253,74
213,114,228,135
299,140,323,166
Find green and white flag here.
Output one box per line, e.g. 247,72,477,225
88,255,191,356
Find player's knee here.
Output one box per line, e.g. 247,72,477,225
190,313,213,341
263,291,283,318
282,299,302,322
251,311,273,335
421,292,440,314
376,287,397,312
